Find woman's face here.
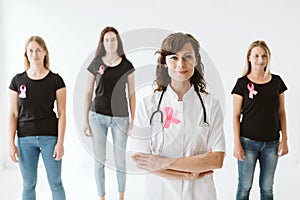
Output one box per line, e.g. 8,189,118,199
103,31,118,54
165,42,197,83
26,41,46,66
248,46,268,71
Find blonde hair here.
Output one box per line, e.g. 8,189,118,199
242,40,271,77
24,36,50,70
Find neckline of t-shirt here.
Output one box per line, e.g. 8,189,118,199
102,57,124,68
25,70,51,81
246,74,273,86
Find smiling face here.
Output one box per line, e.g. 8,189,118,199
248,46,268,71
26,41,46,66
165,42,197,83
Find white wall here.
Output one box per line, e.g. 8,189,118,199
0,0,6,169
1,0,300,170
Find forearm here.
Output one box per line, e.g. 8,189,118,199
167,152,225,173
57,113,66,145
233,117,241,144
9,115,18,146
84,92,93,123
129,92,136,122
153,169,194,180
279,111,287,141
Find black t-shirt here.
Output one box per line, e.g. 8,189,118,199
87,56,134,117
9,71,66,137
231,74,287,141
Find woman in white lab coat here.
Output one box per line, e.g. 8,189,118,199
131,32,226,200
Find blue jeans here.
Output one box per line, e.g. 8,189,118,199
17,136,66,200
89,111,129,197
236,137,279,200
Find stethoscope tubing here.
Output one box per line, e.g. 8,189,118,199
149,87,208,154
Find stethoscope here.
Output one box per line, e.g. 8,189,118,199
149,88,209,155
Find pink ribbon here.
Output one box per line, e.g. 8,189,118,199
97,65,105,75
163,106,181,128
19,85,27,98
247,83,258,99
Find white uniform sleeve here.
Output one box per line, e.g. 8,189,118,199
127,97,151,153
207,98,226,153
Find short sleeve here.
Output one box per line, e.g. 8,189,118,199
9,75,19,92
87,55,102,76
55,73,66,90
278,76,287,94
126,59,135,74
231,78,244,96
127,97,151,153
207,98,226,153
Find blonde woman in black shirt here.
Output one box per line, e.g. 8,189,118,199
9,36,66,200
232,40,288,200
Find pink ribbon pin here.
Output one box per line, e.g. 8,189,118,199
247,83,258,99
97,65,105,75
163,106,181,128
19,85,27,98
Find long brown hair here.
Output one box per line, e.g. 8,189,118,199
94,26,125,58
155,32,207,93
24,36,50,70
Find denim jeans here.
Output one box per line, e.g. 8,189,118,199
236,137,279,200
17,136,66,200
89,111,129,197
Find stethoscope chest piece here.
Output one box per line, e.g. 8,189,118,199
201,122,209,127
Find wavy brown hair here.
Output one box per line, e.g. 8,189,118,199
155,32,207,93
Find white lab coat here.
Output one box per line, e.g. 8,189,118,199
129,86,226,200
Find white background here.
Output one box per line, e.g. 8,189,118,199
0,0,299,199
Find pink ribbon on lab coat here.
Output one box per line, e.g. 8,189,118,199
163,106,181,128
98,65,105,75
19,85,27,98
247,83,258,99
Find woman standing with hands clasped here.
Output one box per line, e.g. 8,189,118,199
231,40,288,200
131,32,225,200
84,26,135,200
9,36,66,200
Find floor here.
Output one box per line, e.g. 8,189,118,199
0,157,299,200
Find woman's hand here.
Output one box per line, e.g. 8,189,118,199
127,121,134,136
234,142,245,161
53,143,64,161
278,139,288,157
83,122,92,136
132,152,176,171
9,144,19,163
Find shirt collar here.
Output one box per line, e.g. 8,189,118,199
166,84,195,101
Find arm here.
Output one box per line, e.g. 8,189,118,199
53,87,66,161
278,92,288,156
127,73,136,132
84,73,95,136
167,152,224,173
8,90,19,163
232,94,244,161
153,169,213,180
132,151,222,173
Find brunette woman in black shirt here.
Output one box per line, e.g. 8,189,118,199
84,26,135,200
